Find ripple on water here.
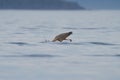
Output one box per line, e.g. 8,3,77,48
0,54,58,58
8,42,31,46
88,42,117,46
40,41,118,46
63,27,107,30
88,54,120,57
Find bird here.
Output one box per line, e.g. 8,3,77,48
52,31,73,42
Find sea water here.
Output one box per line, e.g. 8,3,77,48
0,10,120,80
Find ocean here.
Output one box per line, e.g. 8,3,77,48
0,10,120,80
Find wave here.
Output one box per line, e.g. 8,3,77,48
40,41,118,46
8,41,119,47
0,54,58,58
87,54,120,57
88,42,116,46
8,42,30,46
62,27,107,30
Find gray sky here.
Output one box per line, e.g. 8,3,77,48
68,0,120,10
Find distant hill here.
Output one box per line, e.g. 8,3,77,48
0,0,85,10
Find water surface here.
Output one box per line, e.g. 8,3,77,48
0,10,120,80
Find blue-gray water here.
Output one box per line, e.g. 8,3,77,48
0,10,120,80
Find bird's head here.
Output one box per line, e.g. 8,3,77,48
68,31,73,35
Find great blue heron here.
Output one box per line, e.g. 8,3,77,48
52,31,73,42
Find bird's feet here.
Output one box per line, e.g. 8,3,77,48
69,39,72,42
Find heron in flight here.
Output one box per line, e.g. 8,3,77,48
52,31,73,42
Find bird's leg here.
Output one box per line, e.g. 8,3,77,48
69,39,72,42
